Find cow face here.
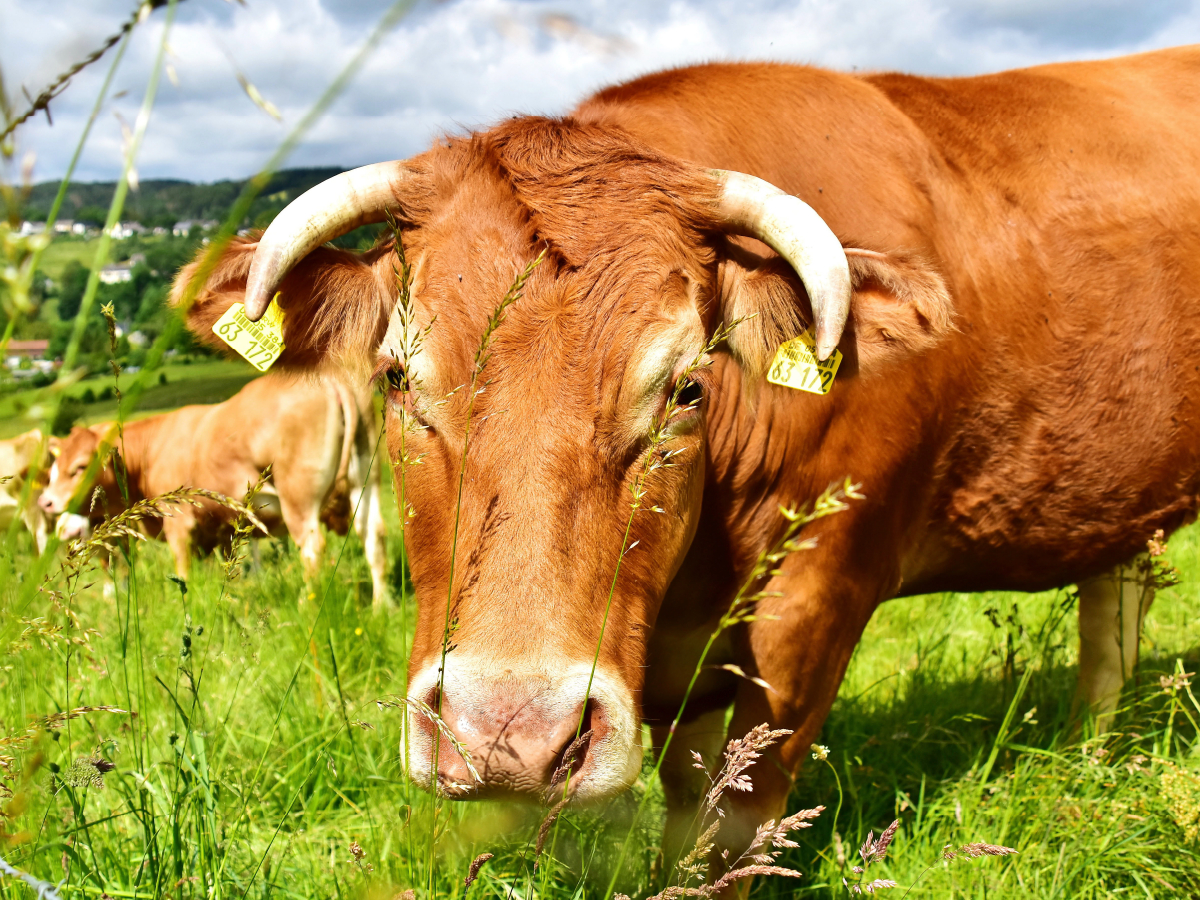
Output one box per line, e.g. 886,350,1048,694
382,202,715,800
40,426,122,523
174,118,952,802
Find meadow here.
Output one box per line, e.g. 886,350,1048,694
0,359,258,440
3,3,1200,897
2,440,1199,899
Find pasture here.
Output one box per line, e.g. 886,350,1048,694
1,436,1198,899
4,4,1200,899
0,360,258,440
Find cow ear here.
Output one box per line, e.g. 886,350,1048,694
171,234,393,372
719,243,954,378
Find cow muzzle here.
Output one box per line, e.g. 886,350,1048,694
55,512,92,542
403,660,642,802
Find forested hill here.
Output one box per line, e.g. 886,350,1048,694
9,167,346,230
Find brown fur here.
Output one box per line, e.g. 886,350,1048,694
173,47,1200,855
41,374,387,595
0,429,54,552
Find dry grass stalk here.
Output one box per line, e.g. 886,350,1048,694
57,486,265,571
348,839,373,873
376,695,481,785
638,725,824,899
463,852,493,888
844,819,900,894
546,729,592,800
943,843,1020,860
221,465,272,582
38,706,126,731
702,724,792,819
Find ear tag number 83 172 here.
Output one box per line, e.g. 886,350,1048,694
767,328,843,395
212,296,286,372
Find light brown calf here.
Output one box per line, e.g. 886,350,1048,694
0,428,54,553
40,373,390,606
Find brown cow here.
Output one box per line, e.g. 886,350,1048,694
40,373,390,607
0,428,55,553
174,46,1200,861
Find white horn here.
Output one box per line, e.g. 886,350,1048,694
710,169,851,361
243,161,416,320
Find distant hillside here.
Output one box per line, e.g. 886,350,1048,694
6,167,346,229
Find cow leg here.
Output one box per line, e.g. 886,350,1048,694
715,572,877,878
26,506,48,555
281,499,325,601
356,481,391,611
1075,554,1154,731
161,515,194,581
651,707,729,878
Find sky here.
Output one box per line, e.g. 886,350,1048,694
1,0,1199,184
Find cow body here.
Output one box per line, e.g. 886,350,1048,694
175,46,1200,863
578,49,1200,592
0,429,54,553
578,48,1200,842
41,374,390,606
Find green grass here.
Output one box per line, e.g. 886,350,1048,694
0,359,258,439
36,237,102,283
3,477,1199,899
1,376,1199,899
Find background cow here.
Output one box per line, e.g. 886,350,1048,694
40,373,391,608
174,46,1200,864
0,428,55,553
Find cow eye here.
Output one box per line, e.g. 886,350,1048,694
676,377,704,410
384,362,408,393
382,365,431,427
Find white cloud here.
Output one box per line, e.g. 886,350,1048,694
1,0,1198,183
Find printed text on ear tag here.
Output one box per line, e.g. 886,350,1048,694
767,328,842,395
212,297,285,372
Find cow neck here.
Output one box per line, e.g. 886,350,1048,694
701,358,809,572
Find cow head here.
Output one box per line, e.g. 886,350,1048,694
40,425,123,524
173,118,951,801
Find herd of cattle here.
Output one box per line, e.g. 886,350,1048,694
4,44,1199,870
1,373,390,608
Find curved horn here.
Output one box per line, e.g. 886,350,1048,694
710,169,851,361
243,161,416,320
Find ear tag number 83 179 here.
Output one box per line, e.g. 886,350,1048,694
212,296,286,372
767,329,843,395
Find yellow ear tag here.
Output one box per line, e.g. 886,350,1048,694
212,294,286,372
767,328,842,395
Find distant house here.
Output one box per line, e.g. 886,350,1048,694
6,340,49,359
54,219,74,234
174,219,217,236
99,263,132,284
106,221,146,240
18,221,45,235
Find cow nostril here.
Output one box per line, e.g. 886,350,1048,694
421,683,442,713
547,699,609,796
